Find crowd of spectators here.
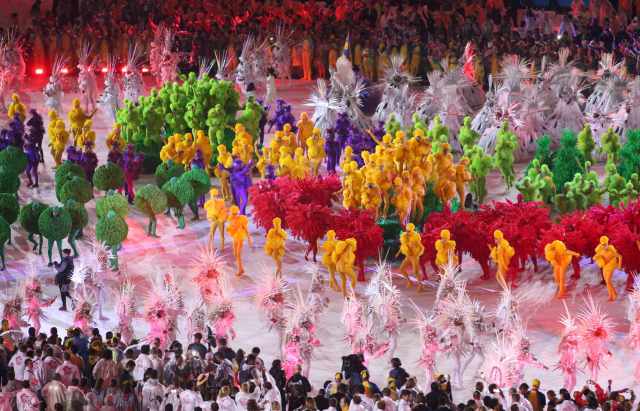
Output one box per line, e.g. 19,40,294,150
0,323,637,411
3,0,640,85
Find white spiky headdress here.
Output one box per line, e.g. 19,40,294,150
191,245,229,304
627,276,640,323
126,42,144,71
143,270,185,323
214,49,230,80
577,292,615,347
305,78,346,133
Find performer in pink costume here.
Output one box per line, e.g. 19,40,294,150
15,384,40,411
209,275,236,341
366,263,403,357
143,272,185,349
72,284,94,335
577,293,615,382
256,270,292,356
191,246,229,305
77,43,98,112
410,301,441,389
512,332,548,382
2,286,25,330
341,290,365,354
360,321,391,366
116,280,137,345
22,274,55,334
627,277,640,383
556,302,580,392
282,333,303,379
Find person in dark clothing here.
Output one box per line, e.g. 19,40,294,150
187,333,208,359
53,249,74,311
287,365,312,411
315,389,329,411
425,382,448,410
270,359,287,407
215,338,235,362
388,358,409,389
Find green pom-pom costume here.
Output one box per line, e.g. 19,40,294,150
96,210,128,270
162,177,194,229
0,146,28,174
0,193,19,244
154,160,185,188
64,199,89,257
19,201,48,254
179,168,211,219
93,163,125,192
134,184,167,237
96,191,129,219
0,216,10,269
38,206,72,265
0,167,20,194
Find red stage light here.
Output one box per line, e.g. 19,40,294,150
61,68,69,74
101,67,108,73
141,67,149,73
121,67,128,73
34,68,44,75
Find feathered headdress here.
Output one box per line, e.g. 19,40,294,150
577,293,615,346
341,289,365,347
255,267,292,330
51,55,68,78
78,42,96,70
434,257,465,304
305,79,345,133
191,245,229,305
126,42,144,71
214,49,230,80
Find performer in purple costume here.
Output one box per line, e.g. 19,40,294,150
24,140,40,187
66,146,82,164
81,141,98,183
334,112,351,150
120,144,142,203
219,157,253,215
26,110,45,164
324,128,341,174
108,144,123,164
268,99,297,132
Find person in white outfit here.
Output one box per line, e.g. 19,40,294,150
179,380,204,411
141,369,165,411
133,345,153,382
217,386,238,411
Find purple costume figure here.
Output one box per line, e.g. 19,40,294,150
268,99,297,132
80,141,98,183
257,100,270,147
324,128,340,174
334,112,351,151
108,145,122,165
24,140,40,187
0,113,25,150
120,144,141,203
265,163,276,180
26,110,45,164
66,146,82,164
220,158,253,215
191,149,207,207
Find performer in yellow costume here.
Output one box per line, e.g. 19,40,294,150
333,238,357,297
435,229,458,268
490,230,515,289
322,230,339,291
306,128,325,176
455,157,472,206
49,119,69,167
227,205,252,276
397,223,424,289
7,93,26,121
296,112,314,148
544,240,579,299
593,236,622,301
264,217,287,277
204,188,228,249
215,145,233,201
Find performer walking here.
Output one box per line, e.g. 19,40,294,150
54,249,74,311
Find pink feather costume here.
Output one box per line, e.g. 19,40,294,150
556,302,580,392
116,281,137,345
143,272,185,349
627,278,640,383
577,293,615,381
22,277,54,334
255,270,292,355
